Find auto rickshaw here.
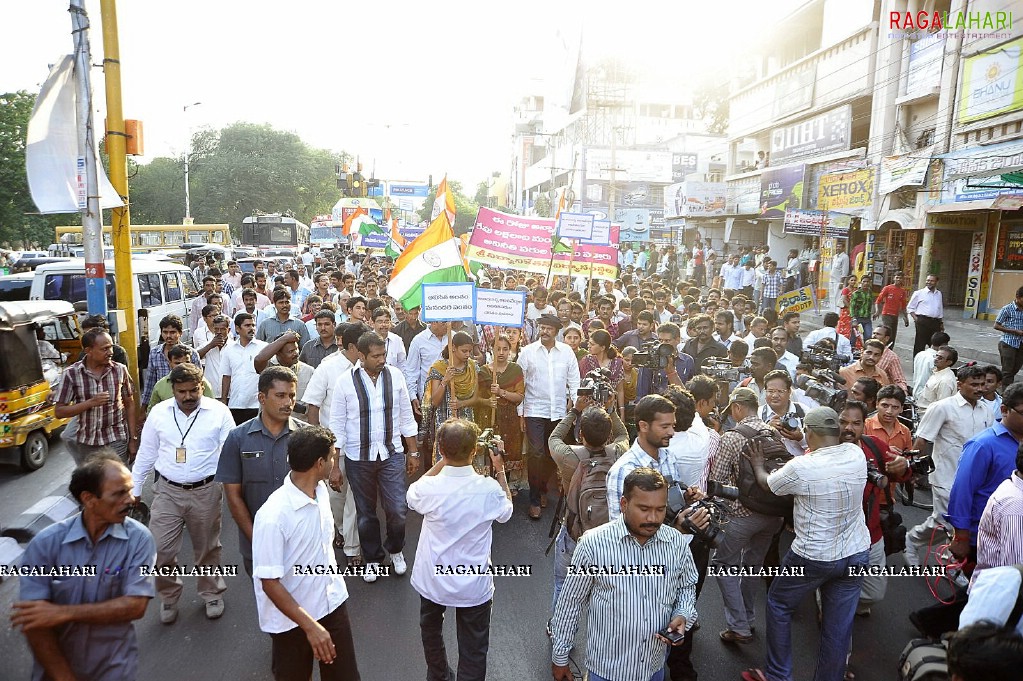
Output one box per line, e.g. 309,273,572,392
0,301,80,470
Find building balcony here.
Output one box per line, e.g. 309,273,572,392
728,23,878,141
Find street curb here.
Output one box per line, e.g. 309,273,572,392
0,493,79,583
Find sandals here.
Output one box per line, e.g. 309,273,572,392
347,555,364,568
741,670,769,681
719,629,754,644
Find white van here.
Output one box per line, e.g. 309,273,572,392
29,258,202,345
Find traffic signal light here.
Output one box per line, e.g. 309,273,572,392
351,172,365,197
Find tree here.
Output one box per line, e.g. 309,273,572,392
693,81,729,135
0,91,71,248
415,179,479,236
533,194,552,218
125,123,346,238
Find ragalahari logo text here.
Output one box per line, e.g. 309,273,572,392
889,10,1013,39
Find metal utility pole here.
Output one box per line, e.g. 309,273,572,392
183,101,202,222
70,0,107,316
99,0,140,383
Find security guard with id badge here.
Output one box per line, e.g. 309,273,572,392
131,363,236,624
215,365,307,576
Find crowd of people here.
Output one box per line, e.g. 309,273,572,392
10,242,1023,681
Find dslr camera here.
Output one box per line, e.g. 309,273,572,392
473,428,504,477
666,480,737,548
702,357,750,383
577,368,614,405
633,339,677,370
865,463,889,489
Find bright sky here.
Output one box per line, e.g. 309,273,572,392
3,0,789,190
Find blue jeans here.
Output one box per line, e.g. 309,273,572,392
551,526,576,614
589,655,667,681
853,317,872,345
761,297,777,315
345,454,408,563
764,548,868,681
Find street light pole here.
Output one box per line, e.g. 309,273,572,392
183,101,201,222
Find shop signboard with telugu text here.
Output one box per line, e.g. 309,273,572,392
879,150,931,196
783,209,851,238
466,207,619,280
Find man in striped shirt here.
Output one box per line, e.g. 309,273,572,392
551,468,698,681
974,445,1023,578
994,286,1023,388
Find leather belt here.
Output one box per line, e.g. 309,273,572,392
155,471,216,490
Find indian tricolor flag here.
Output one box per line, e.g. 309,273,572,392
431,174,457,225
387,210,468,310
385,219,406,259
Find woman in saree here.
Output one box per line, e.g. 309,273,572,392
424,331,481,462
475,333,526,487
578,329,626,419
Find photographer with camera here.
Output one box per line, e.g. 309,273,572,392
837,401,911,619
633,323,696,399
803,312,853,360
548,398,630,618
709,387,787,646
682,315,727,375
740,407,870,681
758,370,809,458
407,418,513,681
579,330,625,417
904,365,993,567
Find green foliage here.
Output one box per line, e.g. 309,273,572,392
0,91,71,248
693,81,729,135
128,123,344,237
415,179,480,236
533,194,552,217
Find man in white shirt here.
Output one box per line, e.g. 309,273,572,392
329,332,419,583
744,407,870,681
221,313,267,425
518,315,580,520
193,312,232,398
132,363,236,624
904,364,993,566
803,312,853,359
723,255,744,296
306,322,366,565
912,331,949,397
770,328,799,379
371,307,406,370
251,426,362,681
916,345,959,408
908,273,944,356
404,322,449,419
829,241,850,309
526,287,557,321
407,419,513,681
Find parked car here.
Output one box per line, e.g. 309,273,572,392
0,272,35,302
12,257,72,274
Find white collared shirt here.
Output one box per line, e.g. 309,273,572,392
768,442,871,561
917,366,957,408
666,417,712,491
131,397,235,495
303,352,355,426
517,340,581,420
383,331,407,371
329,365,418,461
252,476,349,634
192,325,234,398
912,348,937,396
916,392,994,489
222,339,267,408
803,327,853,358
405,329,446,401
407,465,514,608
907,287,944,318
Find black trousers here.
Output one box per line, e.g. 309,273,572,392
999,341,1023,388
667,538,711,681
270,603,361,681
524,418,559,508
420,596,492,681
231,408,259,426
913,315,942,357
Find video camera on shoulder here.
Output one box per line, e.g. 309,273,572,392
702,357,750,383
633,339,677,370
795,374,847,411
665,480,738,548
577,367,614,405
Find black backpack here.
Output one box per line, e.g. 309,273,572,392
734,423,794,517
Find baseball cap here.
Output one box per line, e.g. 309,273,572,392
725,387,759,409
803,407,840,433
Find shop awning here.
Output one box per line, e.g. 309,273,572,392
864,208,916,231
926,198,1002,213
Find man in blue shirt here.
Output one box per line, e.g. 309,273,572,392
994,285,1023,388
12,452,156,681
946,383,1023,564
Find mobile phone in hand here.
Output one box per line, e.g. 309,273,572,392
657,627,685,645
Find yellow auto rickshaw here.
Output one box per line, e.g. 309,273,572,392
0,301,80,470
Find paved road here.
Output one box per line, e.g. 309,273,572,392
0,436,949,681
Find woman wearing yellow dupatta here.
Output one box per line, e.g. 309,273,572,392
424,331,482,461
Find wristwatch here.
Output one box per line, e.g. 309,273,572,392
409,452,421,458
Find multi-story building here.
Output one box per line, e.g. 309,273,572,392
724,0,1022,314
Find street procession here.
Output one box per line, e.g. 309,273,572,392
2,1,1023,680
